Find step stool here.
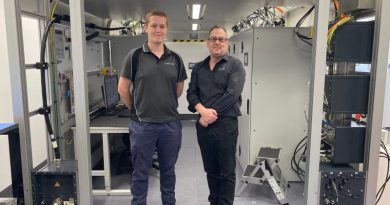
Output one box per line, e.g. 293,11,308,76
0,198,17,205
236,147,289,205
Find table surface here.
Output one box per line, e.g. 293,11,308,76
0,123,18,135
90,115,130,128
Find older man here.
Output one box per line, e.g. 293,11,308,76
187,25,246,205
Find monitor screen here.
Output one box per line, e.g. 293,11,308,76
103,75,120,110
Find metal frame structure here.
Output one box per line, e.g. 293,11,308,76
304,1,390,205
1,0,33,204
304,0,330,204
2,0,389,204
69,0,93,204
364,0,390,204
71,125,132,196
87,128,131,196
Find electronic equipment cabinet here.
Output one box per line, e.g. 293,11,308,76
229,27,312,181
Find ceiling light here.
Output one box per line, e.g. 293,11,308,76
357,16,375,22
192,4,201,19
192,23,198,31
187,4,206,20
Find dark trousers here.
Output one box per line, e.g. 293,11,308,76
129,120,182,205
196,117,238,205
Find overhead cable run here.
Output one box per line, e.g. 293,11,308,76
120,20,145,35
232,7,288,34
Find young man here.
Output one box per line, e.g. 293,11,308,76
118,10,187,205
187,25,245,205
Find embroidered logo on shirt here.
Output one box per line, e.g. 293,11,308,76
217,67,226,71
165,62,175,66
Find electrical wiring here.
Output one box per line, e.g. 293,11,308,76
85,23,126,31
291,150,305,179
49,0,61,148
291,131,331,181
327,16,353,48
331,0,345,19
33,0,62,159
274,7,285,14
232,7,286,33
298,145,307,171
86,31,100,41
50,0,59,19
291,136,307,181
332,0,337,12
330,9,344,18
295,5,315,46
376,140,390,204
331,179,339,204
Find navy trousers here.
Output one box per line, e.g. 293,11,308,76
129,120,182,205
196,118,238,205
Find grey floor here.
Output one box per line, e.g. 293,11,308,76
93,120,305,205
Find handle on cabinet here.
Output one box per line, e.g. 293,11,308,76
247,99,249,115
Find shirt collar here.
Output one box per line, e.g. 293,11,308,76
221,53,229,61
201,53,229,66
142,42,171,55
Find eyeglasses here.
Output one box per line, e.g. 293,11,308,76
208,36,227,43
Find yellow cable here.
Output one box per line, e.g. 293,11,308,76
327,16,352,47
328,16,348,33
49,0,60,63
50,0,60,19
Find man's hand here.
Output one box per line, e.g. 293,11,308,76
118,77,133,109
199,117,209,127
199,107,218,124
195,103,218,126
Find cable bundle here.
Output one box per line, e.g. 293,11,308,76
295,6,315,46
327,16,353,48
291,136,307,181
232,7,287,33
376,141,390,204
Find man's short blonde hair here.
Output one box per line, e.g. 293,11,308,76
145,10,168,26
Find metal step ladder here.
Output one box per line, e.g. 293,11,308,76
236,147,289,205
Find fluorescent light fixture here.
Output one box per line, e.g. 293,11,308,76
357,16,375,22
192,23,198,31
192,4,201,19
187,4,206,20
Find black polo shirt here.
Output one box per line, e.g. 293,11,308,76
121,43,187,122
187,54,245,117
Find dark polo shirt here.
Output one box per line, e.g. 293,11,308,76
187,54,245,118
121,43,187,122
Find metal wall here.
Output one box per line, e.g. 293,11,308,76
165,42,209,115
110,35,147,72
